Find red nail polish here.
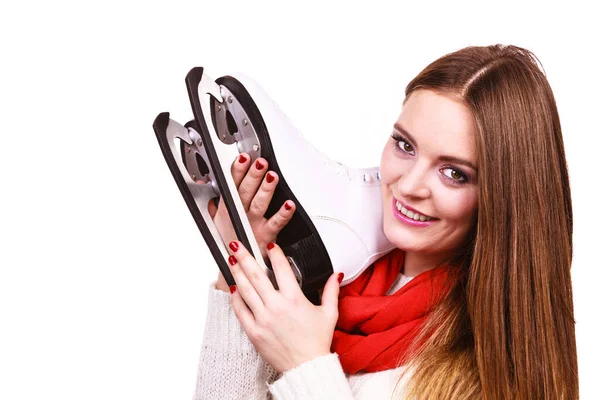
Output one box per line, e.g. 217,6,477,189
230,285,237,294
337,273,344,284
229,241,239,252
238,154,248,163
266,172,274,183
284,201,292,211
255,160,264,170
228,255,237,265
267,242,275,250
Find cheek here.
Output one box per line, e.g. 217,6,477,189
379,149,406,185
379,151,393,182
435,189,478,223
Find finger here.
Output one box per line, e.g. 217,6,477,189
214,153,250,218
229,241,278,304
195,179,219,219
247,171,279,220
237,158,269,212
207,198,218,219
227,253,265,313
230,285,257,327
230,153,251,188
320,272,343,316
265,242,302,295
264,200,296,237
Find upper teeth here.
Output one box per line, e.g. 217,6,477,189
395,201,433,221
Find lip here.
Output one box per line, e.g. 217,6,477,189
392,198,437,227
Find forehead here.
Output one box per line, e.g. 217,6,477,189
397,90,477,160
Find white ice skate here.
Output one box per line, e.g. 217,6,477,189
153,67,394,304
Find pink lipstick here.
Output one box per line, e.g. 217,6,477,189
392,198,437,227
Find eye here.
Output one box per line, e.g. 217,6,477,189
441,167,467,183
390,133,415,156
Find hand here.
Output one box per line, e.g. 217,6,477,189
227,240,342,373
196,153,296,292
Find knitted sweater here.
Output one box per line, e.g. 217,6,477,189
193,274,414,400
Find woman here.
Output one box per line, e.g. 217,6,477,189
194,44,578,399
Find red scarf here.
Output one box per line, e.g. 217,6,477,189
331,249,455,374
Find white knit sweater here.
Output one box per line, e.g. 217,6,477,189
193,274,414,400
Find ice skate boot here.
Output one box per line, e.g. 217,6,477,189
153,67,395,304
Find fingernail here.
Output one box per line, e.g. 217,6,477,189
229,285,237,294
228,255,237,265
238,154,248,163
337,272,344,284
284,201,292,211
229,241,239,252
255,160,264,170
266,172,274,183
267,242,275,250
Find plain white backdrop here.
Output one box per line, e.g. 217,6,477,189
1,1,598,398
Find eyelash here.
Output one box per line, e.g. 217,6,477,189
389,133,469,185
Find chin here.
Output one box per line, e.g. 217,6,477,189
383,222,430,252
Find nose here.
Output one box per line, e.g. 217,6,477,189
395,163,431,199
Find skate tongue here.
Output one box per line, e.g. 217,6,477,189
311,144,352,179
332,161,352,180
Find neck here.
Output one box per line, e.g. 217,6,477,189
402,251,450,277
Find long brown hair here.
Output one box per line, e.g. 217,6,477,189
394,45,578,399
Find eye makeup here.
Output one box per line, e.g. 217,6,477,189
389,133,472,185
390,133,415,155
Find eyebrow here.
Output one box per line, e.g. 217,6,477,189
393,123,478,171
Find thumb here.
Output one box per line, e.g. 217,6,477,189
320,272,343,313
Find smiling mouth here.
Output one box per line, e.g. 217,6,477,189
394,199,435,221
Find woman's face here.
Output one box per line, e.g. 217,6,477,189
380,89,478,260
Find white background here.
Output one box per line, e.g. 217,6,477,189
1,1,598,399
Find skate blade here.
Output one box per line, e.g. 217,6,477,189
179,67,280,285
153,112,272,286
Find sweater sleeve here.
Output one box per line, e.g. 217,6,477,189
193,282,280,400
268,353,355,400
